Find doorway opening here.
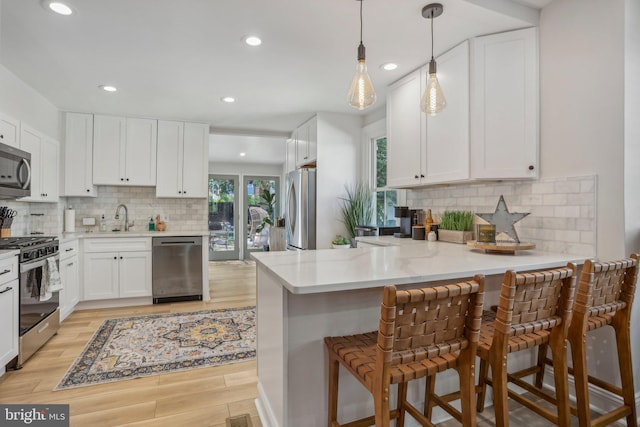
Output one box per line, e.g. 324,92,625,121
208,174,239,261
242,176,279,260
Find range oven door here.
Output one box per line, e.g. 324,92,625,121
19,255,59,335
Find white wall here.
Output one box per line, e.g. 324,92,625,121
624,0,640,402
0,64,60,139
540,0,625,259
540,0,640,403
316,112,362,248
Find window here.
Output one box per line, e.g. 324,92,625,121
372,136,400,226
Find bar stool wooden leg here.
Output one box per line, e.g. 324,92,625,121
397,382,407,427
328,354,340,427
613,315,638,427
424,374,436,419
490,351,510,427
476,358,489,412
549,330,571,427
534,343,548,388
568,329,590,427
458,350,478,427
373,374,391,427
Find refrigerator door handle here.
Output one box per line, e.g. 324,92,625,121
286,178,296,240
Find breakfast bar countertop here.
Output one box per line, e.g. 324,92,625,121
251,239,584,295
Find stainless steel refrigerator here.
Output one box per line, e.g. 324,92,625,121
286,168,316,250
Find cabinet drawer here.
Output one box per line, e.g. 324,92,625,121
84,238,151,253
0,254,19,285
60,239,79,260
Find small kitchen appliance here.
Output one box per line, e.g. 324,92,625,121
0,142,31,199
394,207,420,238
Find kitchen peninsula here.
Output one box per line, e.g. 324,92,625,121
252,240,583,427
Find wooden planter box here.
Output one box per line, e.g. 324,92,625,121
438,229,473,244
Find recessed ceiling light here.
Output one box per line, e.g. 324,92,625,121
99,85,117,92
47,1,74,15
239,152,246,157
243,36,262,47
221,96,235,103
381,63,398,71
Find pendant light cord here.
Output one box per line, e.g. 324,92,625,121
430,9,434,61
360,0,363,44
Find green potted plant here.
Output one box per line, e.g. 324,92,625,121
338,182,373,243
438,210,474,244
331,235,352,249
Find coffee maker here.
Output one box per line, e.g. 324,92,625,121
394,206,420,238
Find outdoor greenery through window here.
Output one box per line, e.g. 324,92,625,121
373,137,398,226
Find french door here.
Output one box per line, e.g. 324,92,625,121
208,174,239,261
242,175,279,260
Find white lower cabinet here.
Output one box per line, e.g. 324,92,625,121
59,239,80,321
0,255,19,371
82,238,151,301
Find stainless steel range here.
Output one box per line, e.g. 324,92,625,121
0,236,60,368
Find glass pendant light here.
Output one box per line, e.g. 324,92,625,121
420,3,446,116
347,0,376,110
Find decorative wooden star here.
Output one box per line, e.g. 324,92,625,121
476,195,529,243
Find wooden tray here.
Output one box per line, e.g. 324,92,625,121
466,240,535,254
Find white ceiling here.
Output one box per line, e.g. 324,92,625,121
0,0,542,135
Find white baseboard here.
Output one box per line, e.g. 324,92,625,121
256,382,279,427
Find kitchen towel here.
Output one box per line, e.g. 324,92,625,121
64,207,76,233
40,257,63,301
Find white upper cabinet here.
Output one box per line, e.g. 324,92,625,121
470,27,538,179
386,69,424,187
425,41,470,184
285,138,296,173
93,115,157,186
156,120,209,198
64,112,96,197
19,125,59,202
0,113,20,148
294,116,317,167
386,28,538,188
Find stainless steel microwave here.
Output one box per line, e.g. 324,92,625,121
0,142,31,199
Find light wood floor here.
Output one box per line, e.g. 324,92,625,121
0,261,261,427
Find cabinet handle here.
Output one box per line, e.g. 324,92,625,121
65,248,73,252
420,174,425,178
120,256,123,259
414,175,419,179
178,191,182,194
121,178,124,181
0,134,4,139
126,178,129,181
67,262,74,267
86,189,90,193
0,286,11,294
114,256,117,260
183,190,186,194
528,165,535,171
0,269,11,275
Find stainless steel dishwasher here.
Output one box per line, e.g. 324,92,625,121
152,236,203,304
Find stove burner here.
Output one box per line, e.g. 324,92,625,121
0,236,57,249
0,236,59,263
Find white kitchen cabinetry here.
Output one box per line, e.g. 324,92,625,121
93,115,157,186
82,238,152,301
425,41,470,184
64,113,96,197
386,69,425,187
59,240,80,321
156,120,209,198
294,116,317,167
19,125,59,202
285,138,296,173
0,113,20,148
0,255,19,372
470,27,538,179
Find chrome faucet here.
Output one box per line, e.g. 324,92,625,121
114,204,129,232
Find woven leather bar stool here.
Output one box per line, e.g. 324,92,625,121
534,254,639,427
324,276,485,427
474,264,577,427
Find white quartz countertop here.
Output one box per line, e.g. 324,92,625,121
251,240,584,295
59,230,209,242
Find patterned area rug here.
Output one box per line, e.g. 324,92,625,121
55,306,256,390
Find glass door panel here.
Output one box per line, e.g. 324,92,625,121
243,176,279,260
209,174,239,261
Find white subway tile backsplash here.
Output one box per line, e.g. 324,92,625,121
407,175,596,256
